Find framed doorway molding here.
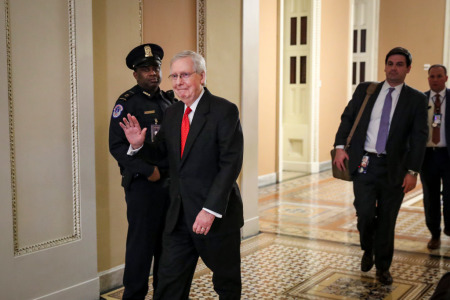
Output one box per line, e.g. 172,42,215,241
444,0,450,67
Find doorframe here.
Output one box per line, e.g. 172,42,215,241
444,0,450,67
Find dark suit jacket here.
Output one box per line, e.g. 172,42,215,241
140,88,244,236
335,81,428,184
424,88,450,157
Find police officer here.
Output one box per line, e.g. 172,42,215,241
109,43,175,300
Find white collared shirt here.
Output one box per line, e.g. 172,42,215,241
364,81,403,153
427,88,447,147
183,88,204,124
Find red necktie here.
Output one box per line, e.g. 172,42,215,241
181,107,192,157
432,94,441,144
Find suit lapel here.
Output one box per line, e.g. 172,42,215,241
388,84,408,139
174,103,184,160
359,82,383,132
445,89,450,143
180,89,210,165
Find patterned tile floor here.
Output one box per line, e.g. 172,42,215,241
101,170,450,299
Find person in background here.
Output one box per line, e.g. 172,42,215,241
109,43,175,299
420,64,450,250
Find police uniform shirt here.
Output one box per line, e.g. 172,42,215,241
109,85,174,181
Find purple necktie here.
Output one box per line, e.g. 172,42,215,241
375,87,395,154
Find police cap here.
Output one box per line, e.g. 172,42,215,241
126,43,164,70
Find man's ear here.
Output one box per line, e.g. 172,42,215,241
200,71,206,85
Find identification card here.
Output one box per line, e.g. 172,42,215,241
432,114,442,128
358,155,370,174
150,119,160,142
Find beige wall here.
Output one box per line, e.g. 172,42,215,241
378,0,446,91
319,0,351,162
143,0,197,91
205,0,242,105
93,0,141,273
258,0,278,176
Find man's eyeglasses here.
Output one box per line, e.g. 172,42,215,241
168,72,195,81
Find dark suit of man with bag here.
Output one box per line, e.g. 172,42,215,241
120,50,244,299
420,64,450,250
333,47,428,285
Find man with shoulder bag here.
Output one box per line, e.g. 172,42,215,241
333,47,428,285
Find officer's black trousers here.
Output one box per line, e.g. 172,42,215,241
122,176,169,300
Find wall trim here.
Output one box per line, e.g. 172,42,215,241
242,216,260,239
444,0,450,67
310,0,322,166
34,277,99,300
196,0,206,58
98,264,125,293
258,172,277,187
6,0,81,257
139,0,143,43
319,160,332,172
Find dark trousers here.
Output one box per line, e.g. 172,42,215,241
420,147,450,237
353,154,404,271
122,176,169,300
154,214,242,300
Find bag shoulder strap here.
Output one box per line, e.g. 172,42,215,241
345,82,379,148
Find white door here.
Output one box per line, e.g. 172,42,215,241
0,1,98,299
281,0,312,175
352,0,379,90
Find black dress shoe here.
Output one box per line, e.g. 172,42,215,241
444,228,450,236
376,270,393,285
361,251,374,272
427,237,441,250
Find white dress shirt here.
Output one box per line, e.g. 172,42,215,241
364,81,403,153
336,82,403,152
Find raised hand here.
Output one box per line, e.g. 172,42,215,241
119,113,147,149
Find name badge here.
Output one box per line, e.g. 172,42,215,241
358,155,370,174
150,118,160,142
432,114,442,128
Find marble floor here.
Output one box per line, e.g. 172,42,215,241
101,170,450,299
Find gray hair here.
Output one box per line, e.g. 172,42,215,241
170,50,207,85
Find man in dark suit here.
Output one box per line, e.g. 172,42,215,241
333,47,428,285
109,43,175,299
120,50,244,299
420,64,450,250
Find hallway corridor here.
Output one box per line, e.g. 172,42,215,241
102,170,450,299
